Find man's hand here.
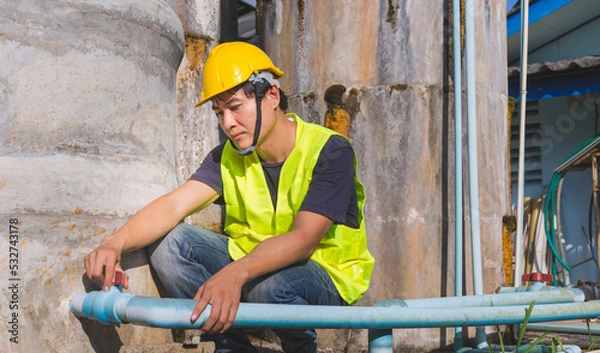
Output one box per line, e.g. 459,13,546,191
190,262,248,333
187,211,332,332
84,236,129,291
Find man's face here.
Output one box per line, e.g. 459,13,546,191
211,88,257,150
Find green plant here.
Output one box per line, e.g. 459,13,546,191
551,336,564,353
586,319,600,351
516,302,551,353
489,325,506,353
488,302,555,353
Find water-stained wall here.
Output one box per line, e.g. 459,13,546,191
260,0,510,351
0,0,509,352
0,0,186,351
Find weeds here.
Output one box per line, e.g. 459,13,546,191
518,302,551,353
586,319,600,351
489,302,564,353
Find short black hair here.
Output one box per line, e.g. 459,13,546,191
239,79,288,112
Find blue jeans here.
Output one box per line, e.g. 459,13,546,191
147,223,343,353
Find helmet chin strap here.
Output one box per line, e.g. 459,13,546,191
233,87,266,156
232,72,279,156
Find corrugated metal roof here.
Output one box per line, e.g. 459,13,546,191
508,55,600,77
507,55,600,100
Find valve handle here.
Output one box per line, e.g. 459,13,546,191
112,270,124,286
522,272,553,283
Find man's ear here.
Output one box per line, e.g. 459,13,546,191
265,84,280,110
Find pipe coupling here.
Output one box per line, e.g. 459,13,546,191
70,287,133,325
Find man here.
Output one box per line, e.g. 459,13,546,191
84,41,374,353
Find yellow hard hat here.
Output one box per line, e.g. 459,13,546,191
195,41,284,107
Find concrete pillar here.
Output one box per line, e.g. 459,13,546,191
0,0,184,351
171,0,222,228
260,0,509,351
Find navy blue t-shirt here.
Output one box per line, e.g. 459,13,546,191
189,135,359,228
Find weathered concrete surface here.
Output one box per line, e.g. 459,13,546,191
0,0,509,352
172,0,223,228
264,0,509,351
0,0,184,351
260,1,448,95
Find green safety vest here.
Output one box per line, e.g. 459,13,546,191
221,113,374,304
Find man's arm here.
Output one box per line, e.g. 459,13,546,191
84,180,219,291
191,210,333,333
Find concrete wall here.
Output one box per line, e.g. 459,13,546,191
171,0,223,228
0,0,509,352
0,0,186,351
261,0,509,351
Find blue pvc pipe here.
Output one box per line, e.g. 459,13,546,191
497,282,554,293
527,323,600,336
70,288,600,330
459,344,581,353
514,0,531,289
452,0,464,346
368,300,400,353
465,0,482,302
465,0,486,347
400,288,583,308
368,330,393,353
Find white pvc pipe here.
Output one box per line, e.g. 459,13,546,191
452,0,463,308
453,0,464,345
465,0,483,300
515,0,530,288
527,322,600,335
465,0,487,347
